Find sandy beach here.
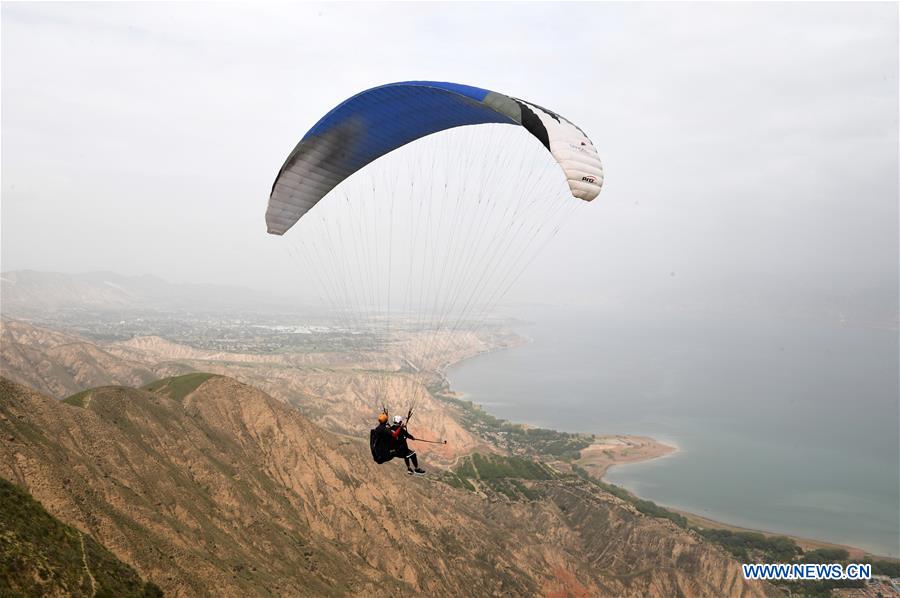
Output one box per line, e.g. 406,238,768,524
574,435,677,478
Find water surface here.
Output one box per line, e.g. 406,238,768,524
446,305,900,556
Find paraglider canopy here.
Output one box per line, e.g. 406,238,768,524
266,81,603,235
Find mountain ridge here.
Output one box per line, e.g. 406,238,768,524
0,270,298,314
0,374,777,596
0,319,190,397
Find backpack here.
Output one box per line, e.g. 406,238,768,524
370,428,393,464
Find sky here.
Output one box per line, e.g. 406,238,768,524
2,2,898,324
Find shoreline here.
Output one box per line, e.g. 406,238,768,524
439,331,898,563
585,439,897,561
671,509,892,561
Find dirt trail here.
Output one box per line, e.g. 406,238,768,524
80,532,97,597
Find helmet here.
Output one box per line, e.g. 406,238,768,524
393,415,404,425
377,413,388,424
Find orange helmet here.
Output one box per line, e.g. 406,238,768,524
377,412,389,424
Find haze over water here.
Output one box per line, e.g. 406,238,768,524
446,305,900,557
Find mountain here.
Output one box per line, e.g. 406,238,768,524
106,333,492,464
0,476,162,597
0,270,295,315
0,319,496,465
0,319,190,398
0,375,778,596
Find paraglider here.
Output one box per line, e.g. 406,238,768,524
390,414,425,476
370,412,394,464
266,82,602,468
370,410,444,473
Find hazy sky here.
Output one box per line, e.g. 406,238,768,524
2,2,897,322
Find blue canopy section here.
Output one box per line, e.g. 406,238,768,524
301,81,499,141
267,81,525,235
301,83,516,174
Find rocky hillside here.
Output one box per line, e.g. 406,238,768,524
0,319,190,398
0,319,497,466
0,375,778,597
0,476,162,597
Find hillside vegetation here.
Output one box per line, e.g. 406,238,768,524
0,477,162,597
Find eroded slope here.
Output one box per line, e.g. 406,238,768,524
0,375,777,597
